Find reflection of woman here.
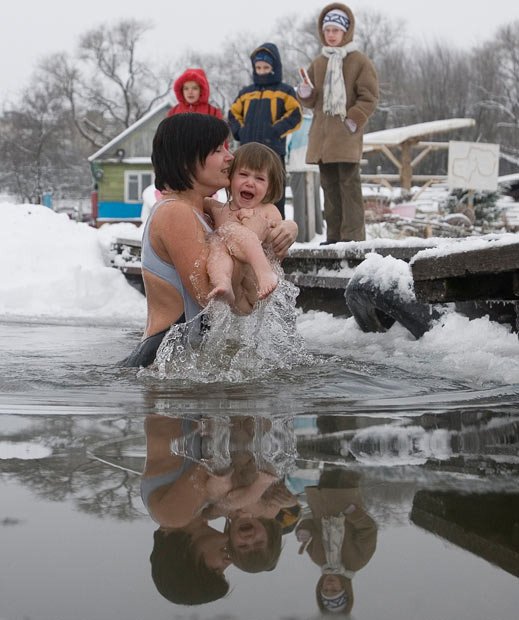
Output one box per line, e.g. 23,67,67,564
295,468,377,615
122,113,298,367
142,414,233,605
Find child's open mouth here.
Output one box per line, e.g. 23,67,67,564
240,191,254,201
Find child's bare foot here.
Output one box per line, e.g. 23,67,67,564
257,272,278,300
208,284,236,306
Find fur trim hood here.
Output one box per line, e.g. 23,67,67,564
173,68,210,105
318,2,355,46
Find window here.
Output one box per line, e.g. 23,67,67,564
124,171,153,203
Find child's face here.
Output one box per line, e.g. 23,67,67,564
321,574,344,596
182,80,201,104
254,61,273,75
231,166,269,209
323,26,346,47
228,516,268,553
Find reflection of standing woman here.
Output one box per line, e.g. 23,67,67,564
296,468,377,615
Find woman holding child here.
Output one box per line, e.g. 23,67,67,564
121,113,298,368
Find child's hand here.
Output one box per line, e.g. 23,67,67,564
296,528,311,543
236,209,272,240
344,503,357,514
299,67,314,89
206,469,234,501
345,118,357,133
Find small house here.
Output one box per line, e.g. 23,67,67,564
87,101,170,224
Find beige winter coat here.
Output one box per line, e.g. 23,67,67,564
298,3,379,164
296,486,377,571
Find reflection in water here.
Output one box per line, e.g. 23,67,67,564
295,467,377,615
2,401,517,618
411,491,519,578
300,411,519,480
141,413,300,605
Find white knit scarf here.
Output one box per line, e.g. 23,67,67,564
322,42,358,121
321,515,356,579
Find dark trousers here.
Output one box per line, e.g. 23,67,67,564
275,155,286,219
319,162,365,241
290,171,323,242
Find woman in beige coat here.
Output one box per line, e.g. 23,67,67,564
297,3,379,243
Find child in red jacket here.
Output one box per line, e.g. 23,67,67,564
167,68,223,118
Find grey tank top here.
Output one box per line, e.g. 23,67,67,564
141,198,213,322
140,418,202,517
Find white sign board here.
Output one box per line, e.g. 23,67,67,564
448,141,499,191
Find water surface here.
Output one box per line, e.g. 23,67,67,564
1,321,518,620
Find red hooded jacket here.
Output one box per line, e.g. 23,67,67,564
167,68,223,118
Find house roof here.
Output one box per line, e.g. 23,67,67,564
87,100,171,163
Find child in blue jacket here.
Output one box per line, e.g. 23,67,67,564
228,42,302,218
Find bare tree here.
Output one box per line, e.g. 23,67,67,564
471,21,519,165
0,78,89,202
40,19,170,148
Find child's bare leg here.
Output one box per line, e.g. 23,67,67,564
220,223,278,300
207,237,235,305
218,471,277,512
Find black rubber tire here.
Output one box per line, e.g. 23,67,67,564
345,274,442,339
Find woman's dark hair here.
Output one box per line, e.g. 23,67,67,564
150,529,229,605
228,517,282,573
229,142,285,204
152,113,230,192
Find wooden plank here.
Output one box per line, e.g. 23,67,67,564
414,272,519,302
111,237,142,248
285,274,349,289
412,243,519,281
289,242,435,263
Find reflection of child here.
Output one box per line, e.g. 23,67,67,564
204,142,286,308
225,480,299,574
166,68,223,118
202,415,300,574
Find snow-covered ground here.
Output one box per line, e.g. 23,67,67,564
1,201,518,386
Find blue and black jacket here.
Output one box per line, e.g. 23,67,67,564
228,42,302,157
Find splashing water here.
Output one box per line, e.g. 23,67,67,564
168,415,298,477
143,278,317,383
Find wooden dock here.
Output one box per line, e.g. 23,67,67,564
412,241,519,303
411,240,519,331
109,236,519,331
110,238,437,314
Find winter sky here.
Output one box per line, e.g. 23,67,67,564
1,0,517,99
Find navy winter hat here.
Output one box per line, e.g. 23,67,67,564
253,50,274,67
322,9,350,32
